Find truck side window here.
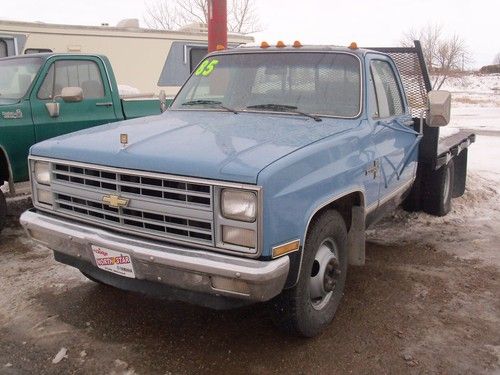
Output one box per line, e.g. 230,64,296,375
38,60,105,100
371,60,404,118
0,40,7,58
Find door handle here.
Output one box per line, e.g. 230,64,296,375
365,160,379,179
96,102,113,107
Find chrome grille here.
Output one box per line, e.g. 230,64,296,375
50,162,214,245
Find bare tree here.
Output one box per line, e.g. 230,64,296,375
144,0,260,34
401,23,472,89
144,1,182,30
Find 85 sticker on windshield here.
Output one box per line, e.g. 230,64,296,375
195,59,219,76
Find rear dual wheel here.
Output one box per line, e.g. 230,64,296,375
423,159,455,217
273,210,348,337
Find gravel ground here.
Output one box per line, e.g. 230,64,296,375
0,171,499,375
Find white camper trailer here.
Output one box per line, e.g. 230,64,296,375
0,19,253,96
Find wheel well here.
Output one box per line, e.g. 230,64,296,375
308,192,364,234
0,149,11,184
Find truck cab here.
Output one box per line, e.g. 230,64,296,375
0,53,162,230
20,43,474,337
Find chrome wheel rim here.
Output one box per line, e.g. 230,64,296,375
309,238,340,311
443,166,451,204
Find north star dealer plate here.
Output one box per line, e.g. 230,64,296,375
91,245,135,278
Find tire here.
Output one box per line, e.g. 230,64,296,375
272,210,348,337
423,159,454,217
0,190,6,234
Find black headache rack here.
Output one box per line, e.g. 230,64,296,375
368,40,475,170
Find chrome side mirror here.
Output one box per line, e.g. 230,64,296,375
58,86,84,103
45,87,84,117
427,90,451,127
45,102,60,118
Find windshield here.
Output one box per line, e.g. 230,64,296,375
0,57,42,100
171,52,361,118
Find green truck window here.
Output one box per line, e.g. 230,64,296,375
38,60,105,100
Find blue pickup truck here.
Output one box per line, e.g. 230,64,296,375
21,42,474,337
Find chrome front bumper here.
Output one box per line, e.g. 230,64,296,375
20,210,289,303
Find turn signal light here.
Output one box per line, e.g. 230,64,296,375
272,240,300,258
293,40,302,48
276,41,286,48
260,41,270,48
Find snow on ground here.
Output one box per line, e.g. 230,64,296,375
441,74,500,95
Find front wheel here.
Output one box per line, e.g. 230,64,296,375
272,210,348,337
0,190,7,234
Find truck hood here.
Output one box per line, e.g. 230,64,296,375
31,111,360,184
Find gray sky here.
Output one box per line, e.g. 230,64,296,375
2,0,498,67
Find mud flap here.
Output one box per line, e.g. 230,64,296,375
347,205,365,266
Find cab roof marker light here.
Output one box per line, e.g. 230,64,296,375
349,42,358,50
293,41,302,48
216,44,225,51
276,41,286,48
260,41,270,48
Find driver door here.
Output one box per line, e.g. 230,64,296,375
30,57,118,142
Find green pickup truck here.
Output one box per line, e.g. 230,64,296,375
0,53,163,232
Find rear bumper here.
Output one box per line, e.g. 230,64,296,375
20,210,289,306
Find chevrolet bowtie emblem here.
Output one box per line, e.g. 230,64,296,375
102,194,129,208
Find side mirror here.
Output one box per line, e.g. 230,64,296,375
45,102,60,118
58,86,84,103
427,90,451,127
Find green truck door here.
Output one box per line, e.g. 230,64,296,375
30,57,118,142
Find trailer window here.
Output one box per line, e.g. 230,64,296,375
371,60,404,118
190,47,208,72
0,40,7,58
38,60,105,100
25,48,53,54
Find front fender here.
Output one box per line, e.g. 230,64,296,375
257,123,372,286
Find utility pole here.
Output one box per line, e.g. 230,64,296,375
207,0,228,52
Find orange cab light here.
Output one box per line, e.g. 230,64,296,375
260,41,270,48
293,40,302,48
349,42,358,50
276,41,286,48
215,44,225,51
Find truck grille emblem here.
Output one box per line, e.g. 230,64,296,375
102,195,129,208
120,133,128,147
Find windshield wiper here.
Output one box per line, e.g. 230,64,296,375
246,104,322,122
181,100,238,114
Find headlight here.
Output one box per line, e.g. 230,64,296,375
34,161,51,185
222,226,256,248
36,188,53,205
221,189,256,222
